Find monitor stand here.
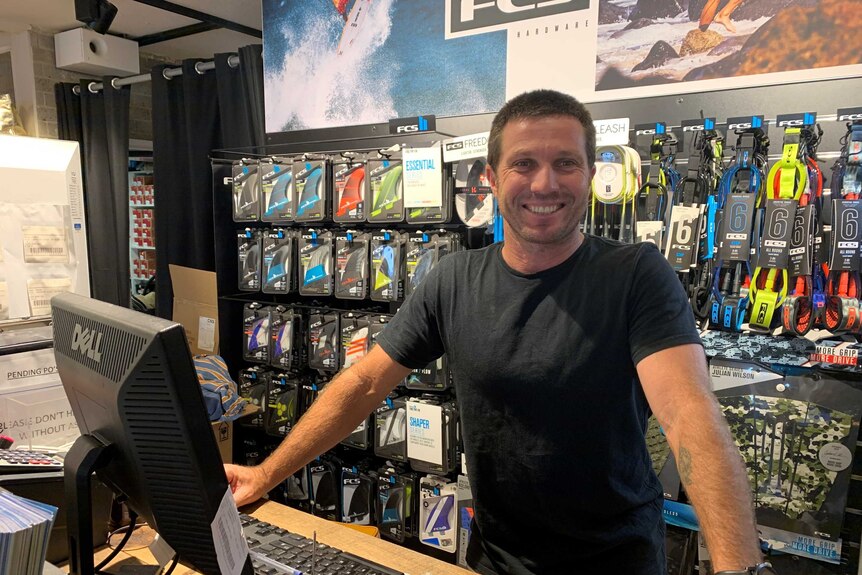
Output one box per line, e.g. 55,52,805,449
64,434,114,575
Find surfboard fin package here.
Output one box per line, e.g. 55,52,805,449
377,467,418,543
293,158,330,223
264,373,299,437
243,302,272,364
308,310,340,373
232,159,260,222
299,229,334,296
237,228,263,291
374,395,408,462
262,227,296,294
451,157,494,228
341,466,376,525
269,305,302,371
333,158,367,223
261,157,295,223
334,230,370,300
370,230,406,302
419,475,458,553
367,158,404,223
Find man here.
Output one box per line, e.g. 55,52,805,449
226,89,769,574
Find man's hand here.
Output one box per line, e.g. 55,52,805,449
225,463,271,507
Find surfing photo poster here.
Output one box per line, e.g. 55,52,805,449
262,0,862,134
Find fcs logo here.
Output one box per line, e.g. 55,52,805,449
839,113,862,122
728,116,763,131
71,323,104,362
450,0,585,33
396,116,429,133
777,113,816,128
635,123,666,136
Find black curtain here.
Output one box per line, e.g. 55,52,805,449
54,79,131,307
151,45,264,369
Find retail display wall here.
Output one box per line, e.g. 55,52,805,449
206,75,862,574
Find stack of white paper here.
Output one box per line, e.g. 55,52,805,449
0,487,58,575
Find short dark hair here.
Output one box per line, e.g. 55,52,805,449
486,89,596,170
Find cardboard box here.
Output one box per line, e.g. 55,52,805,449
210,404,259,464
169,264,219,355
211,419,232,463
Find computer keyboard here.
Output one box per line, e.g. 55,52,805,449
240,514,404,575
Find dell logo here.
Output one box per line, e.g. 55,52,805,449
449,0,586,33
71,323,104,362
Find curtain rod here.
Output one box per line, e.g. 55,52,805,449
72,54,240,95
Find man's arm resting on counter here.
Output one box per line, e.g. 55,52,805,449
638,343,762,572
225,345,413,506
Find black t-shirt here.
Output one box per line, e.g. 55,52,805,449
377,236,702,575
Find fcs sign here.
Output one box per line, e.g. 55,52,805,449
389,115,436,135
448,0,588,34
71,323,104,362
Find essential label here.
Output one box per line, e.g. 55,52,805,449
403,145,443,208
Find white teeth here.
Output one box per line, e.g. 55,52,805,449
527,205,561,214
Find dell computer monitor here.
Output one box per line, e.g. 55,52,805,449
51,292,253,575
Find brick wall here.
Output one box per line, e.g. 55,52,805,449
29,29,176,140
0,52,13,103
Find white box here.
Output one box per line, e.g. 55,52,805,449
0,347,77,449
54,28,140,77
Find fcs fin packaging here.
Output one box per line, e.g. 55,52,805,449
308,454,342,521
260,157,295,223
367,157,404,223
334,231,370,300
405,356,451,391
452,157,494,228
370,230,406,302
456,474,474,568
264,373,299,437
341,466,376,525
368,314,392,347
262,228,295,294
341,415,372,450
333,156,366,223
405,230,460,298
269,305,302,371
407,397,459,474
299,229,334,296
237,228,263,291
280,465,311,511
308,310,340,372
341,312,370,369
238,366,272,428
374,395,408,462
377,468,418,543
419,476,458,553
293,157,329,223
243,302,272,363
232,159,260,222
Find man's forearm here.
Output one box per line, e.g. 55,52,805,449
256,347,408,494
663,392,762,571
